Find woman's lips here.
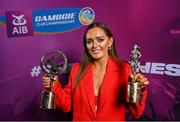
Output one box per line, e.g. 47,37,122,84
91,49,100,54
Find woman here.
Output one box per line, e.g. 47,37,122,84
42,22,149,121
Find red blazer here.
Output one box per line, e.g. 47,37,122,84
52,57,147,121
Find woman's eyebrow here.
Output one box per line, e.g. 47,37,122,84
86,36,106,40
86,38,92,41
96,36,106,39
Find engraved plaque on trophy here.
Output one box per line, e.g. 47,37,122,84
40,50,67,109
127,44,141,103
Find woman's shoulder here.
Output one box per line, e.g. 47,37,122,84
71,63,80,72
117,59,132,74
111,57,130,68
67,63,80,78
120,60,131,67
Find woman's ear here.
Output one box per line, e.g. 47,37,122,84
108,37,113,48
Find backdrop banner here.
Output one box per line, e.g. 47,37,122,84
0,0,179,121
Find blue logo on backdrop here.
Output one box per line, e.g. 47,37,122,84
32,7,95,34
0,16,6,26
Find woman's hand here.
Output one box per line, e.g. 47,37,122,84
42,75,59,88
130,73,149,89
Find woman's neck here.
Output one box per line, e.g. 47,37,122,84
92,55,109,70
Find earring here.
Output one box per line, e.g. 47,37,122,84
108,46,112,51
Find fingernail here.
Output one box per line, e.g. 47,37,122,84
130,74,134,78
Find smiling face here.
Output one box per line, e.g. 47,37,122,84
85,27,113,60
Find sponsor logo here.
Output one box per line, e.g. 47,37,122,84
79,7,95,25
2,7,95,36
0,16,6,26
139,62,180,76
32,7,95,34
5,11,33,37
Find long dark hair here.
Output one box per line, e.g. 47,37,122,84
73,22,119,90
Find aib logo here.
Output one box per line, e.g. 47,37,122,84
5,11,33,37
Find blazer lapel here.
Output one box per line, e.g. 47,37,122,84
82,57,117,118
82,63,96,118
98,57,116,108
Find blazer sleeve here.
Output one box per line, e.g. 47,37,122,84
125,63,148,119
51,64,79,112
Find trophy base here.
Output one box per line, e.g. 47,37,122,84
40,91,55,109
127,82,141,103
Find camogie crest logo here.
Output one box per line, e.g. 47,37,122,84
79,7,95,25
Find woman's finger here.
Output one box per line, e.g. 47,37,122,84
133,73,144,82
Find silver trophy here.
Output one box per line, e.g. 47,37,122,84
40,50,68,109
127,44,141,103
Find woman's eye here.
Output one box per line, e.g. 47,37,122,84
98,39,104,42
86,40,91,44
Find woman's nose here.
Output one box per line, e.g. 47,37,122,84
92,41,98,48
